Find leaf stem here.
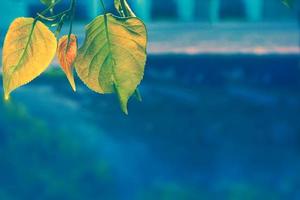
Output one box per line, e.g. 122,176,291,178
100,0,107,14
54,14,67,37
37,0,63,21
38,9,70,22
120,0,129,17
66,0,76,50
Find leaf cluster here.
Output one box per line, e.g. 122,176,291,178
2,0,147,114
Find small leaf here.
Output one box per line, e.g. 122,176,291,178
57,34,78,91
40,0,55,6
2,17,57,100
40,0,56,13
75,14,147,114
114,0,136,17
282,0,293,7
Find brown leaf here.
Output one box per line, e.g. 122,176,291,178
57,34,77,91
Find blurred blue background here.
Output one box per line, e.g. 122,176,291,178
0,0,300,199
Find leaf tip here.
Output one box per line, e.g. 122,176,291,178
4,93,10,101
67,75,77,92
120,98,129,115
72,87,77,92
114,84,130,115
123,109,129,115
119,96,129,115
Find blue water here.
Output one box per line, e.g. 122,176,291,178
0,54,300,199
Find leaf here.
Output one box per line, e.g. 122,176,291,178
114,0,136,17
282,0,293,7
40,0,56,13
57,34,78,91
2,17,57,100
40,0,55,7
75,14,147,114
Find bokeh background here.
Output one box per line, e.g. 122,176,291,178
0,0,300,199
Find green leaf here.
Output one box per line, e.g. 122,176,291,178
282,0,293,7
40,0,56,13
114,0,136,17
2,17,57,100
75,14,147,114
40,0,55,7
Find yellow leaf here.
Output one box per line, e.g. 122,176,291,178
75,14,147,114
57,34,77,91
2,17,57,100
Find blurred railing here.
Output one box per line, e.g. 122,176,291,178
0,0,296,29
132,0,295,22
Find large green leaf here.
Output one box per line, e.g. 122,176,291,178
114,0,136,17
2,17,57,100
75,14,147,114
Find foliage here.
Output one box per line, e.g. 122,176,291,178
40,0,56,7
57,34,77,91
2,0,148,114
2,18,57,100
0,100,117,199
75,14,147,114
282,0,294,8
